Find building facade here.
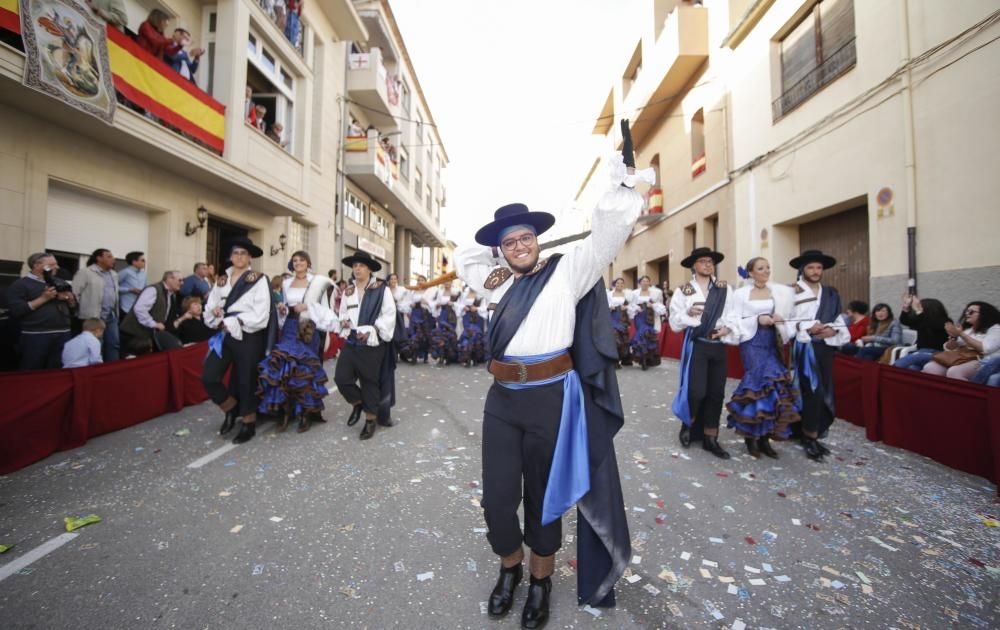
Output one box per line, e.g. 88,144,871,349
578,0,999,315
0,0,446,288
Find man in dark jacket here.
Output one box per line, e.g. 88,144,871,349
120,270,183,355
8,252,77,369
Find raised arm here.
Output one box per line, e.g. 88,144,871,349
564,155,652,299
455,245,502,297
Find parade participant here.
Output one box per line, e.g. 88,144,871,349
318,251,396,440
457,289,487,366
787,249,850,461
430,285,459,365
725,257,800,458
202,238,272,444
668,247,738,459
456,142,645,626
607,278,631,367
400,275,434,363
627,275,666,370
257,251,331,433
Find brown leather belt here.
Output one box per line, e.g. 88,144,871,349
488,353,573,384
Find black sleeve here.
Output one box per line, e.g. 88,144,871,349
7,280,34,319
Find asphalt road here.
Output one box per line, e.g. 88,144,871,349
1,357,997,629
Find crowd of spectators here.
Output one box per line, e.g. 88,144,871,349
246,87,288,150
4,251,219,371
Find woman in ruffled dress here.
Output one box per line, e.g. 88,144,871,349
430,285,459,365
725,257,801,458
607,277,632,367
457,288,487,366
627,275,666,370
400,275,434,363
257,251,332,433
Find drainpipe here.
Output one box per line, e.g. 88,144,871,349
335,46,350,271
899,0,918,294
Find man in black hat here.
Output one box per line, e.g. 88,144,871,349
454,147,648,628
328,250,397,440
787,250,850,460
202,238,273,444
668,247,738,459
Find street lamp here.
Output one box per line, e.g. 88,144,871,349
185,206,208,236
270,233,288,256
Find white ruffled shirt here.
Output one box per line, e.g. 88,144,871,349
203,267,271,340
667,276,739,345
789,280,852,346
456,155,651,357
308,276,396,347
731,282,795,344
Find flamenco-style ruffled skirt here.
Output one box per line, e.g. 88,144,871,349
725,326,801,438
400,306,433,361
257,317,329,416
629,309,661,367
611,309,632,365
457,318,486,365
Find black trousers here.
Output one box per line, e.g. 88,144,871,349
334,343,386,415
481,380,563,557
799,342,836,437
201,330,267,417
688,339,727,431
19,331,70,370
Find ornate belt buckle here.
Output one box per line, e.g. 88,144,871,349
513,360,528,384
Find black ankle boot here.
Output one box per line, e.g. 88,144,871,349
488,563,522,618
296,415,311,433
758,436,779,459
702,435,731,459
815,440,831,456
359,419,376,440
232,422,255,444
346,405,362,427
678,425,692,448
521,575,551,629
219,410,236,435
802,437,825,461
745,437,761,458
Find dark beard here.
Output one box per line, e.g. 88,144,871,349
506,252,539,274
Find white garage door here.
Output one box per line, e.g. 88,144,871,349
46,185,150,259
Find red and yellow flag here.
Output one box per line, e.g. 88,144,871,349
0,0,19,34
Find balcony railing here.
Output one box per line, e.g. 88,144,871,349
772,38,857,121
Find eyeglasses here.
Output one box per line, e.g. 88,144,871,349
500,233,536,252
965,308,979,315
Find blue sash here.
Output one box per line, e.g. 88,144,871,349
670,281,727,425
497,350,589,526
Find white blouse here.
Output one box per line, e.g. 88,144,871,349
955,323,1000,360
203,267,271,340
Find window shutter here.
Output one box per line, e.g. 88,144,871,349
820,0,855,59
781,14,818,90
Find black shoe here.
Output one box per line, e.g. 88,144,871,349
815,440,831,456
758,436,779,459
219,410,236,435
359,419,376,440
702,435,731,459
745,437,761,458
488,563,522,618
802,438,825,461
346,405,362,427
679,425,692,448
376,415,396,427
521,575,551,629
232,422,255,444
296,415,311,434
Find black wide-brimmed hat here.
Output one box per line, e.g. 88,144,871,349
789,249,837,270
681,247,725,269
224,237,263,259
474,202,555,246
342,249,382,272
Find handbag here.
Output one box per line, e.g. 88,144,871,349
931,346,980,368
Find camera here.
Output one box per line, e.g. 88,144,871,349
43,266,73,293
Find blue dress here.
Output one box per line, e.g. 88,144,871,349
431,303,459,363
726,298,801,438
457,307,486,365
629,295,661,367
400,301,433,362
257,287,329,417
608,292,632,365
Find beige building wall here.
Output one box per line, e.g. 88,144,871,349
726,0,1000,313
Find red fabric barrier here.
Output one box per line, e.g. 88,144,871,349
324,335,344,361
831,355,882,440
0,342,210,475
0,369,77,474
878,366,995,484
657,328,744,379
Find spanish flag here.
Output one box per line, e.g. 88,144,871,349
105,27,225,152
0,0,19,34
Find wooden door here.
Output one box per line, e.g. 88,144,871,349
798,205,870,304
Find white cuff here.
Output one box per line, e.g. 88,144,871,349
223,316,243,341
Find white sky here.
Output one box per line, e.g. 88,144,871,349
389,0,646,244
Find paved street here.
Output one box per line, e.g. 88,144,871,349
1,357,998,629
